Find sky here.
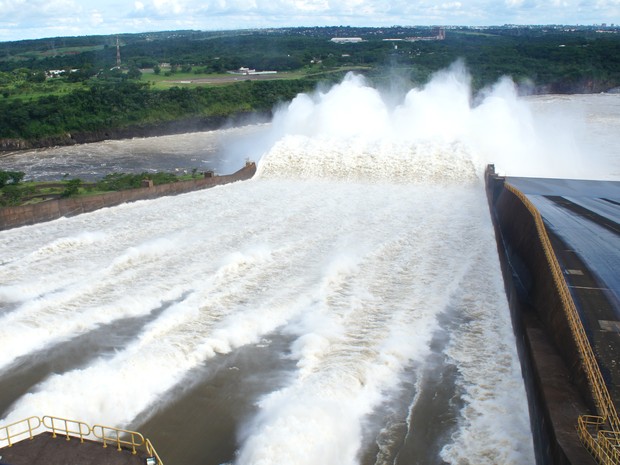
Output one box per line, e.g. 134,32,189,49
0,0,619,42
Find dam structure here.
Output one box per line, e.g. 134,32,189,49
0,163,617,465
4,71,618,464
0,146,534,464
486,166,620,465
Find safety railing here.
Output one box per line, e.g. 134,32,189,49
578,415,620,464
0,415,163,465
0,416,41,447
505,183,620,464
146,438,164,465
42,415,90,442
92,424,145,454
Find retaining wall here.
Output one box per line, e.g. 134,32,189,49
485,166,597,465
0,162,256,231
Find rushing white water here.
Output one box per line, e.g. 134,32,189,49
11,64,616,464
0,177,532,464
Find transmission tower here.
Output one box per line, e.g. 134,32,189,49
116,37,121,68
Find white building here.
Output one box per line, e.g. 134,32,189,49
330,37,364,44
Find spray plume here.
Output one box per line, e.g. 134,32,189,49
252,61,602,181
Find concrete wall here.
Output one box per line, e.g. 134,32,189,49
0,162,256,231
486,167,597,465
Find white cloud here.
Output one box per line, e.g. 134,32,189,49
595,0,620,7
0,0,618,42
91,10,104,26
152,0,185,15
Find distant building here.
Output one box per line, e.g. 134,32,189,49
228,67,278,75
330,37,364,44
404,27,446,42
46,69,78,78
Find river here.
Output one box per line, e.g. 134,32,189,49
1,69,619,465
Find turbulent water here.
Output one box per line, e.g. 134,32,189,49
0,125,266,181
2,65,619,465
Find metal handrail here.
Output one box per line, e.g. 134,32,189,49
505,183,620,464
0,416,42,447
0,415,163,464
145,438,165,465
42,415,91,442
578,416,620,464
92,424,145,454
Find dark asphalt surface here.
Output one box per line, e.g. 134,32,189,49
508,177,620,310
507,176,620,406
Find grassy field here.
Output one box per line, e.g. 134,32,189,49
142,69,309,89
1,64,373,102
4,45,106,62
2,79,84,102
140,66,372,89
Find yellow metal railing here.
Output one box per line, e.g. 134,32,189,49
0,416,41,447
579,416,620,464
505,183,620,464
92,424,145,454
42,415,90,442
0,415,163,465
146,438,164,465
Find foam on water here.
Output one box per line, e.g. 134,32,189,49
257,137,477,184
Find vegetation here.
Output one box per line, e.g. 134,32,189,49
0,170,25,188
0,169,198,207
60,178,82,198
96,172,179,191
0,79,316,139
0,25,619,143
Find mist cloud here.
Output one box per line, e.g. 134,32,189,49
251,61,607,181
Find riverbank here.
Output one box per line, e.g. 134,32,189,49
0,162,256,231
0,111,271,152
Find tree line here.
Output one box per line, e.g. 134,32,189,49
1,26,619,142
0,79,316,140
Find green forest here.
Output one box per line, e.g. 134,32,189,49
1,25,619,144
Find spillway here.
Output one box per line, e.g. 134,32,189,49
0,68,547,464
0,137,533,464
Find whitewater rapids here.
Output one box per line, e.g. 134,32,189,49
0,66,537,464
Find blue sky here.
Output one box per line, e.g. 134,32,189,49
1,0,619,42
